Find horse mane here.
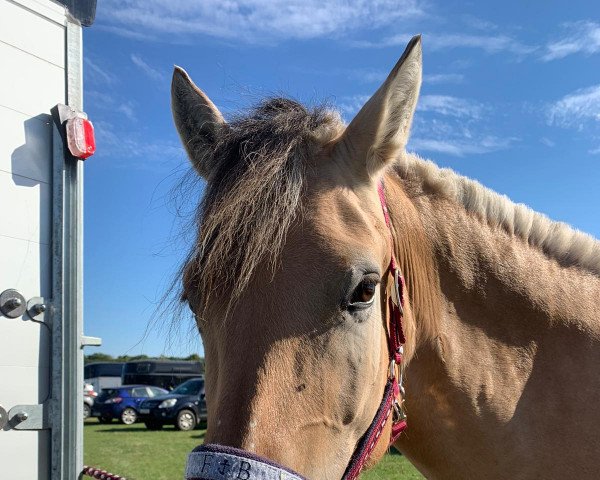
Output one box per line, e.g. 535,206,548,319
184,98,344,314
395,153,600,276
184,95,599,319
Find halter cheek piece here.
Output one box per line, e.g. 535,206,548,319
340,182,408,480
185,182,407,480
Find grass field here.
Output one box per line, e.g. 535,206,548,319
84,421,423,479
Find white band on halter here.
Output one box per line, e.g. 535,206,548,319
186,449,305,480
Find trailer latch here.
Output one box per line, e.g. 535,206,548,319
7,404,49,430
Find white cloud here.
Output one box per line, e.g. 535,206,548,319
418,95,484,118
96,24,156,41
357,32,536,55
84,58,118,85
540,137,556,147
88,91,137,122
294,68,464,86
100,0,425,42
131,54,166,82
338,94,503,156
350,33,412,48
542,21,600,61
338,94,371,118
547,84,600,128
94,120,183,168
427,33,536,55
423,73,464,85
409,136,513,156
546,85,600,155
460,15,498,32
348,69,387,84
409,108,514,157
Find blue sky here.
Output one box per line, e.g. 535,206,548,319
83,0,600,357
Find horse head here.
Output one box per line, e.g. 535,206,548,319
172,36,423,479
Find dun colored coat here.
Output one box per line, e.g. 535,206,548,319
171,36,600,479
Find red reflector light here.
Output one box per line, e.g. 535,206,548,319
66,116,96,159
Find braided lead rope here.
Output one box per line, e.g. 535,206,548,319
82,465,128,480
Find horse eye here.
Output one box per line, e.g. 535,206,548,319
349,279,378,307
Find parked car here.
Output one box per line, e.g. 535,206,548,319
83,383,97,419
139,377,206,431
92,385,168,425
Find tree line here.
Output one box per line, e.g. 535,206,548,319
84,352,204,364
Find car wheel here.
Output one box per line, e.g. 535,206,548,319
144,420,163,430
83,403,91,420
175,409,196,431
98,415,112,424
120,407,137,425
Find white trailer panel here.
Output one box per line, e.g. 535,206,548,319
0,171,52,244
0,2,62,476
0,41,65,118
0,235,52,296
0,0,65,67
0,0,96,478
0,108,54,183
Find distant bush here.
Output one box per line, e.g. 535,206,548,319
84,352,203,364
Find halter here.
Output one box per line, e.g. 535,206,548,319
185,181,408,480
340,182,408,480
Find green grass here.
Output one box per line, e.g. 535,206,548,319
360,451,424,480
84,420,423,479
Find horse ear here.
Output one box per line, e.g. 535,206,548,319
335,35,422,179
171,66,226,179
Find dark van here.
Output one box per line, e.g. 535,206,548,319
122,360,203,390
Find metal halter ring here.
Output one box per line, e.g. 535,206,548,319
393,269,404,315
389,358,396,380
392,399,407,423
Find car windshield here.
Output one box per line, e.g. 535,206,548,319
97,388,118,402
172,379,203,396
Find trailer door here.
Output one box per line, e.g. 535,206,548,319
0,1,94,478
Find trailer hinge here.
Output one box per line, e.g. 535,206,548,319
7,403,50,430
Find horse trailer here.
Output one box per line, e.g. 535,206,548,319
0,1,97,478
122,360,205,390
84,362,125,393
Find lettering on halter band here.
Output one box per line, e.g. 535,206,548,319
186,450,305,480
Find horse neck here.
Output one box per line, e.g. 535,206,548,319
387,171,600,478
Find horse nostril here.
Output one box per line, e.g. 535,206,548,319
296,383,306,392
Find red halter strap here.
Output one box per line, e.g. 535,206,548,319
341,182,407,480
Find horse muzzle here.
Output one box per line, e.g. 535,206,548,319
186,444,307,480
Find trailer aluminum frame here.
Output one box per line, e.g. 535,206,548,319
51,20,86,477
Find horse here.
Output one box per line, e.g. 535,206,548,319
170,36,600,479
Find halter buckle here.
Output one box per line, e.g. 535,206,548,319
392,269,404,315
388,358,396,380
392,399,407,423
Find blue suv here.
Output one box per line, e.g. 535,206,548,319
92,385,168,425
139,378,206,431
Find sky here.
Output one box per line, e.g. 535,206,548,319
82,0,600,357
